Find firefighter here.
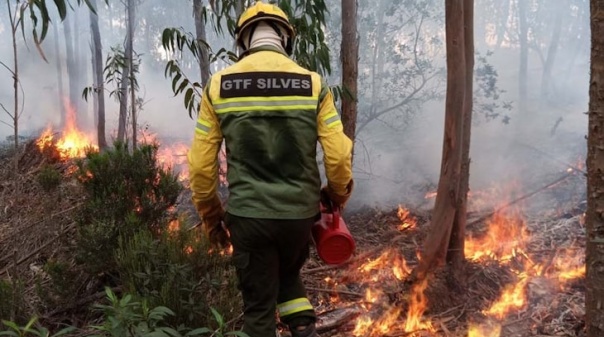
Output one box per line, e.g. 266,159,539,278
187,1,353,336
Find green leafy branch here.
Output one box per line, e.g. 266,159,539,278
161,27,237,118
0,317,75,337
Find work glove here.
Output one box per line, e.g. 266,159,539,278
321,179,354,210
195,195,230,249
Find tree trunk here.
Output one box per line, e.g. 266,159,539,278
193,0,210,87
415,0,467,280
540,1,564,99
518,0,529,111
89,0,107,149
63,15,79,124
340,0,358,142
495,0,510,48
127,0,137,148
117,4,131,143
6,0,19,148
9,0,19,150
73,8,83,121
447,0,474,280
586,2,604,336
52,22,66,127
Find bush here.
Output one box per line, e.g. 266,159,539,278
36,165,61,192
0,279,26,323
74,142,182,275
89,288,247,337
114,225,241,328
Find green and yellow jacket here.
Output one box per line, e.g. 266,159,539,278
188,46,352,219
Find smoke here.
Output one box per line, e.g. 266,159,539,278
0,0,589,212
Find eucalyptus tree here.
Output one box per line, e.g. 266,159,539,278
89,0,107,149
586,2,604,336
416,0,475,283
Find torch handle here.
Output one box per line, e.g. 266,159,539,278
332,205,340,230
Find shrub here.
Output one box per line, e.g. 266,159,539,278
74,142,182,275
36,165,61,192
89,288,247,337
114,224,241,328
0,279,26,324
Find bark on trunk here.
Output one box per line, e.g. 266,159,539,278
63,15,79,123
541,2,564,99
52,22,66,127
518,0,529,112
127,0,137,148
9,0,19,150
90,0,107,149
117,4,131,143
586,2,604,335
73,8,84,121
340,0,358,142
415,0,467,280
193,0,210,87
447,0,474,280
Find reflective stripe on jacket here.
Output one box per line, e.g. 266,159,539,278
188,46,352,219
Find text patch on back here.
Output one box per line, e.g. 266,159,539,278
220,72,313,98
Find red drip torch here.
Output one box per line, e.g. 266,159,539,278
312,201,356,265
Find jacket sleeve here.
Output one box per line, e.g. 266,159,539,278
317,80,353,196
188,86,223,210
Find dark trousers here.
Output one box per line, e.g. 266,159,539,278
225,213,318,337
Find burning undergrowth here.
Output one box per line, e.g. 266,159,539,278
301,178,586,337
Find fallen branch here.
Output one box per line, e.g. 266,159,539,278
514,141,586,175
43,286,122,318
305,286,364,298
0,222,76,276
0,203,83,244
316,305,363,333
468,172,575,228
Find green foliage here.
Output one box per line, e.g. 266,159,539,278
83,46,142,104
473,51,513,124
8,0,105,61
0,280,26,323
74,142,182,274
89,288,247,337
38,260,82,306
114,226,240,327
161,28,238,118
36,165,61,192
0,317,75,337
89,288,179,337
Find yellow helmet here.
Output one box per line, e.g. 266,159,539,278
235,1,295,55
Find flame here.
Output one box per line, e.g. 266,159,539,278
424,191,437,199
484,275,530,319
397,205,418,230
468,321,501,337
156,142,190,181
36,100,97,159
551,249,585,284
404,278,434,333
464,209,529,262
353,289,401,337
357,248,411,282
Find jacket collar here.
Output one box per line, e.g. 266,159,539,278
240,45,288,60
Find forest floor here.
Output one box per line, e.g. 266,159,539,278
0,138,587,337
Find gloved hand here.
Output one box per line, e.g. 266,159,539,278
321,179,354,209
194,195,229,249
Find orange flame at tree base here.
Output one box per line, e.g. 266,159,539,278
36,100,97,159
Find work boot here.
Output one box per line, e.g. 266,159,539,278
289,323,319,337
